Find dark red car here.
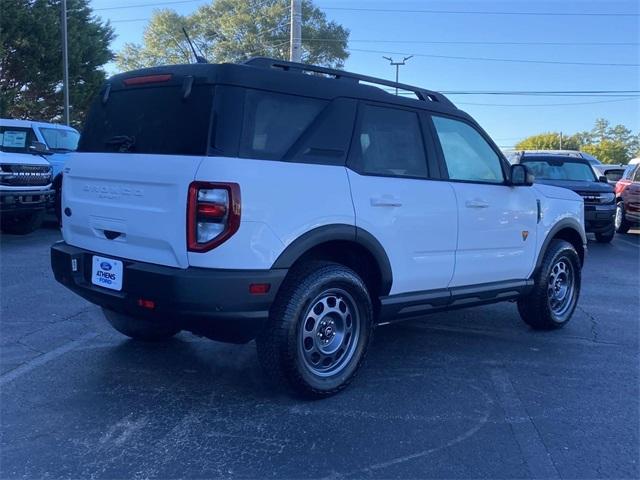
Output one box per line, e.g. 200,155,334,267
615,163,640,233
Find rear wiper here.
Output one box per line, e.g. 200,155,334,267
106,135,136,152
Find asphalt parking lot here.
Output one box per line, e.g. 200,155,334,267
1,223,638,479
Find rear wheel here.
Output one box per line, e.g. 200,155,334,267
0,210,45,235
615,202,630,234
102,308,180,341
256,262,373,398
517,239,581,330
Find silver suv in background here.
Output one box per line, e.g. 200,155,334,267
0,119,56,234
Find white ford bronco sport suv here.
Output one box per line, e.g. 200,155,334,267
51,58,586,397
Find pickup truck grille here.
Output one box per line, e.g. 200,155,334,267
0,164,52,186
577,192,611,205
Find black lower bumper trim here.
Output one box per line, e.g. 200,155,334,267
0,189,54,213
584,206,615,233
51,242,287,343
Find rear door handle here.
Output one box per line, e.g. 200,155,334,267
465,199,490,209
370,196,403,207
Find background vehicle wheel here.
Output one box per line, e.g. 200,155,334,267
102,308,180,341
0,210,45,235
517,239,581,330
615,202,630,234
256,261,373,398
595,229,614,243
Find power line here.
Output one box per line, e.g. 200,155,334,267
322,6,640,17
456,97,639,106
441,90,640,96
293,38,640,47
350,48,640,67
94,0,203,11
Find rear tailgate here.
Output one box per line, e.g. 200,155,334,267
62,153,203,268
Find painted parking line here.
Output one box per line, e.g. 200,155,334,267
0,332,98,386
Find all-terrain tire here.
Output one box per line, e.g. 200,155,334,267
517,239,581,330
615,202,630,234
256,261,374,398
103,308,180,341
0,210,45,235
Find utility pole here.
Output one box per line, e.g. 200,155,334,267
383,55,413,95
61,0,70,125
559,131,563,149
289,0,302,63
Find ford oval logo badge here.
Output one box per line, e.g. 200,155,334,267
100,262,112,271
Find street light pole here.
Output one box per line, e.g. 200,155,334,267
289,0,302,63
382,55,413,95
61,0,70,125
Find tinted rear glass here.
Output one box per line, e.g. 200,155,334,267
240,90,326,160
79,85,213,156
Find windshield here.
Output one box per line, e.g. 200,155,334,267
40,127,79,152
0,127,38,154
523,158,597,182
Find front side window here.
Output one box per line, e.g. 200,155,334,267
240,90,326,160
432,116,504,184
39,128,80,152
349,104,428,178
0,127,37,153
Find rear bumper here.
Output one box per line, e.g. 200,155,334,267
0,189,55,213
584,204,615,233
51,242,287,343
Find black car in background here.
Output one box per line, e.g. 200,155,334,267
512,152,616,243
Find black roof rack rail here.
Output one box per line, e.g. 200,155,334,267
244,57,455,107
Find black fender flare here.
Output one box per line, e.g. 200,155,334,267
535,218,587,272
272,224,393,296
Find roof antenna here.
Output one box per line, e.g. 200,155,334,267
182,27,208,63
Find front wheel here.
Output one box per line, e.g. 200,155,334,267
517,239,581,330
0,210,45,235
615,202,630,234
595,229,614,243
256,262,373,398
102,308,180,341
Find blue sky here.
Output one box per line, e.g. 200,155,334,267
90,0,639,149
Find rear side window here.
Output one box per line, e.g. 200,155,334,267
432,116,504,184
349,104,428,178
240,90,326,160
79,85,214,156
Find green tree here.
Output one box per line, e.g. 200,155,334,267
116,0,349,71
515,132,580,151
0,0,114,127
581,140,630,164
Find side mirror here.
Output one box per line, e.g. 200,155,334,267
598,175,608,183
29,141,51,154
510,164,534,186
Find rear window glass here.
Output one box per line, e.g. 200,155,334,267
240,90,326,160
79,85,213,156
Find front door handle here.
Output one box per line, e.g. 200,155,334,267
370,196,403,207
465,199,490,209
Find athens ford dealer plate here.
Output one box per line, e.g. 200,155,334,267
91,256,123,291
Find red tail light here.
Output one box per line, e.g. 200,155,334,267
187,182,241,252
123,74,172,86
